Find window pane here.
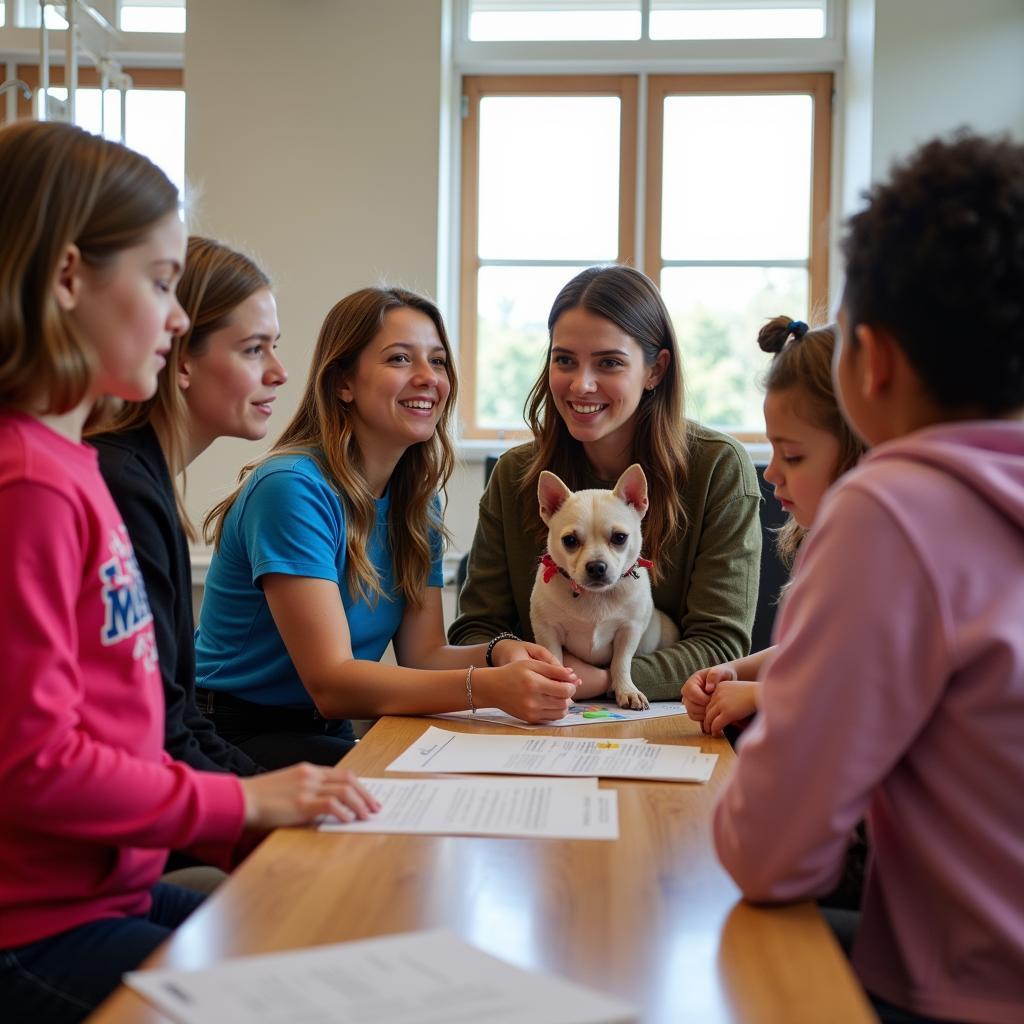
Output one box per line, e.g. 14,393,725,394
650,2,825,40
470,1,640,41
476,265,589,431
36,88,121,137
479,96,620,260
40,88,186,198
662,266,808,430
120,6,186,33
125,90,186,197
661,94,812,261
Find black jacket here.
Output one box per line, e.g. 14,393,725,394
90,424,263,776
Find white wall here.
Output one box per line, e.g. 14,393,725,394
183,0,446,538
871,0,1024,180
840,0,1024,215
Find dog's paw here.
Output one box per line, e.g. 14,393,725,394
614,685,650,711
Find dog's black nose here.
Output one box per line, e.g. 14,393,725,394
585,560,607,579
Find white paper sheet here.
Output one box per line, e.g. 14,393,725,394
388,725,717,783
318,775,619,840
433,699,690,730
125,928,636,1024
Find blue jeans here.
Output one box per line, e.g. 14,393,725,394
0,883,204,1024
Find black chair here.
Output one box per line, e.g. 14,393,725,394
750,463,788,653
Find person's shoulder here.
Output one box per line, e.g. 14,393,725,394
494,442,535,474
486,442,536,489
0,412,97,500
685,422,760,500
88,425,165,486
242,451,343,520
249,451,331,490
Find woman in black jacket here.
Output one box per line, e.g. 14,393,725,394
89,237,287,776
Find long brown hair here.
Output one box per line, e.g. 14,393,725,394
758,315,865,568
205,287,456,607
90,237,271,540
0,120,178,415
520,265,689,581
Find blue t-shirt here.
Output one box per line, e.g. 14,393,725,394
195,453,444,707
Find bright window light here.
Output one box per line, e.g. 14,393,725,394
476,265,587,429
470,2,640,41
658,90,816,430
478,95,620,260
473,91,623,430
36,87,185,199
120,4,186,33
650,2,825,40
45,5,68,29
663,266,809,429
661,93,812,261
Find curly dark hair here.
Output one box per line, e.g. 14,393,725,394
841,131,1024,416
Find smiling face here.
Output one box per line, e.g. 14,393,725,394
762,387,842,529
180,287,286,450
339,306,452,470
72,212,189,403
548,306,668,476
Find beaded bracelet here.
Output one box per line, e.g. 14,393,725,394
465,664,476,714
485,631,521,667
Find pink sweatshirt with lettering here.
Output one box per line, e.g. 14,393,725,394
714,421,1024,1023
0,411,245,947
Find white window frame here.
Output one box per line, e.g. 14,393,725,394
446,0,846,447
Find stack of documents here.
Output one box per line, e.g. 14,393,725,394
319,775,618,840
388,725,717,783
126,928,636,1024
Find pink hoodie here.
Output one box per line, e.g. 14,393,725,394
0,411,245,948
714,421,1024,1024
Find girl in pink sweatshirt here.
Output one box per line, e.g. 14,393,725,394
0,121,377,1023
714,133,1024,1023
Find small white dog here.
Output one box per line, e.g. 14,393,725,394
529,464,680,710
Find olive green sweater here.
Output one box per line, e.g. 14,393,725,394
448,424,762,702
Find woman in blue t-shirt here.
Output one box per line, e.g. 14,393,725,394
196,287,577,768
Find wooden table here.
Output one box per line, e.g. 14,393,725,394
89,715,876,1023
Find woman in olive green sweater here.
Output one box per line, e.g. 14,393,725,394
448,265,762,703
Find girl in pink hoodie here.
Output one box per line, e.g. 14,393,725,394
0,121,377,1023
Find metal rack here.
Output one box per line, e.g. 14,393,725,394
37,1,131,139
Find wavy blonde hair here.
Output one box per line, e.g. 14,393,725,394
519,265,689,583
205,287,456,607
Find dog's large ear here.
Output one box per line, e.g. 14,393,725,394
613,464,649,518
538,471,572,525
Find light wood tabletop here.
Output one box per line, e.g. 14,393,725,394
88,714,877,1023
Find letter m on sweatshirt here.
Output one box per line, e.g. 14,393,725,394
99,525,154,646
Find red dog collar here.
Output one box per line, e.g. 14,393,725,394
539,552,654,596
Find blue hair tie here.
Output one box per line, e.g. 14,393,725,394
786,320,809,339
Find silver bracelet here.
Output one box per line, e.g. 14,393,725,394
465,664,476,714
485,631,521,667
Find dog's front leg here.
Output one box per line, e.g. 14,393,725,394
531,619,564,666
609,627,649,710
